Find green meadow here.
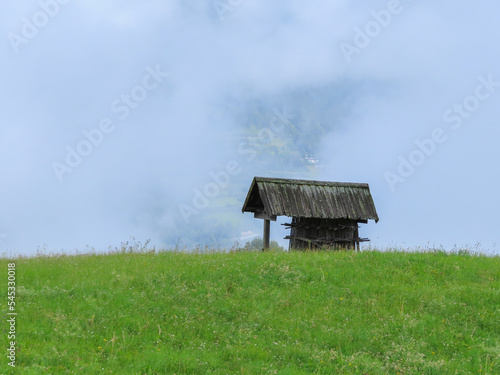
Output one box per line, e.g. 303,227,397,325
1,249,499,374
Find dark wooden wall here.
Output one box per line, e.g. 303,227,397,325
285,217,361,250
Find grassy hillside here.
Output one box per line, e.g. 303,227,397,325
1,249,499,374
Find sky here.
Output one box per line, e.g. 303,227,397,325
1,0,500,256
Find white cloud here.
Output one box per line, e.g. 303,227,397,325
2,0,500,254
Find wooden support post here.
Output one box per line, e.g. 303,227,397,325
263,219,270,251
355,226,360,251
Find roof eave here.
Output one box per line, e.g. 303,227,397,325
241,177,258,213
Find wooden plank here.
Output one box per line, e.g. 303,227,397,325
254,212,277,221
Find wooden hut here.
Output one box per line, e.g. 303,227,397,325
241,177,379,250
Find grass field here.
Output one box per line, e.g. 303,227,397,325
1,249,499,374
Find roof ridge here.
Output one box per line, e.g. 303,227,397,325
254,177,369,188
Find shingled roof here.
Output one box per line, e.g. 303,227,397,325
242,177,379,222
